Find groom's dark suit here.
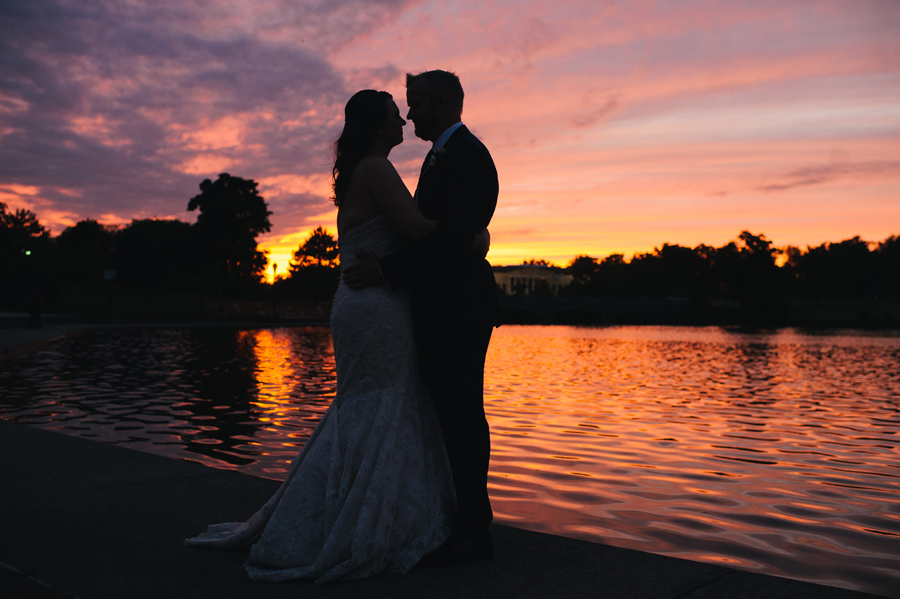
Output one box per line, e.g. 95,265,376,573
380,124,499,537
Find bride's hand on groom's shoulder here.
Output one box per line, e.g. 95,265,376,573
343,251,384,290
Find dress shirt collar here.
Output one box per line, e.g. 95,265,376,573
433,122,464,151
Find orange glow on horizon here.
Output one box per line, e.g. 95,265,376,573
3,1,897,275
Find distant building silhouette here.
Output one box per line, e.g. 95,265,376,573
493,263,573,296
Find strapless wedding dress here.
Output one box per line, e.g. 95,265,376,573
185,215,453,583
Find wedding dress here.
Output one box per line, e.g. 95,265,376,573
185,215,454,583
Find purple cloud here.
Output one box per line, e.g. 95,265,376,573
757,161,900,193
0,0,415,233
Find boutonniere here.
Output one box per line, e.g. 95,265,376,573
429,146,447,167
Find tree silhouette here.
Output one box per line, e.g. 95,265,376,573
187,173,272,286
785,235,881,297
1,202,48,248
114,219,194,288
876,235,900,296
1,202,52,309
565,255,601,295
55,219,115,284
284,227,340,303
290,226,339,270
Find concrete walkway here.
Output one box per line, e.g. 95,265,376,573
0,320,890,599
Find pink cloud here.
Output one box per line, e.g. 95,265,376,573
1,0,897,268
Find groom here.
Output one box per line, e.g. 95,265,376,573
345,70,500,565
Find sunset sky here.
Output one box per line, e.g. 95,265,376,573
2,0,898,277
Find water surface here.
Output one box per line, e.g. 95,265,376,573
1,325,898,596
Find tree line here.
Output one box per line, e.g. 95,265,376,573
2,174,897,320
557,230,899,326
0,173,338,314
562,230,899,300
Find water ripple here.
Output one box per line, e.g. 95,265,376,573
1,325,899,596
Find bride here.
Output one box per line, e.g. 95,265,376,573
185,90,475,583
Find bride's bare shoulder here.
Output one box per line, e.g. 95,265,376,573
354,156,400,182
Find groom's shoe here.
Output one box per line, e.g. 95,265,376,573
419,530,493,567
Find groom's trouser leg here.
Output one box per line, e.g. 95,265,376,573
419,321,494,537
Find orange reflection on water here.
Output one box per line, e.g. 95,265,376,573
4,324,896,596
482,326,900,596
243,329,297,431
238,328,337,474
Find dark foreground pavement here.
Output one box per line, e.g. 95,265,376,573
0,322,891,599
1,423,889,599
0,318,98,359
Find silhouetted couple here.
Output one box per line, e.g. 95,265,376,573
186,70,500,582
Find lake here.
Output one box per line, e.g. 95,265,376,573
1,325,898,597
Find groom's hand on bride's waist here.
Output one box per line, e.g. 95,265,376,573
343,251,385,290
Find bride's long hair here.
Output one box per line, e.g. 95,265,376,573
332,89,393,206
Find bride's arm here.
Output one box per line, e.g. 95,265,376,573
366,158,490,254
365,158,436,241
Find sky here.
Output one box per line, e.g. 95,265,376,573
2,0,899,278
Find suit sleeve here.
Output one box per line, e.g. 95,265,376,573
379,139,498,290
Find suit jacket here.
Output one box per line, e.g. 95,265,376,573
380,125,501,330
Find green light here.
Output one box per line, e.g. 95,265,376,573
25,250,31,256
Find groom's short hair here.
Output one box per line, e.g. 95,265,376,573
406,70,464,114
